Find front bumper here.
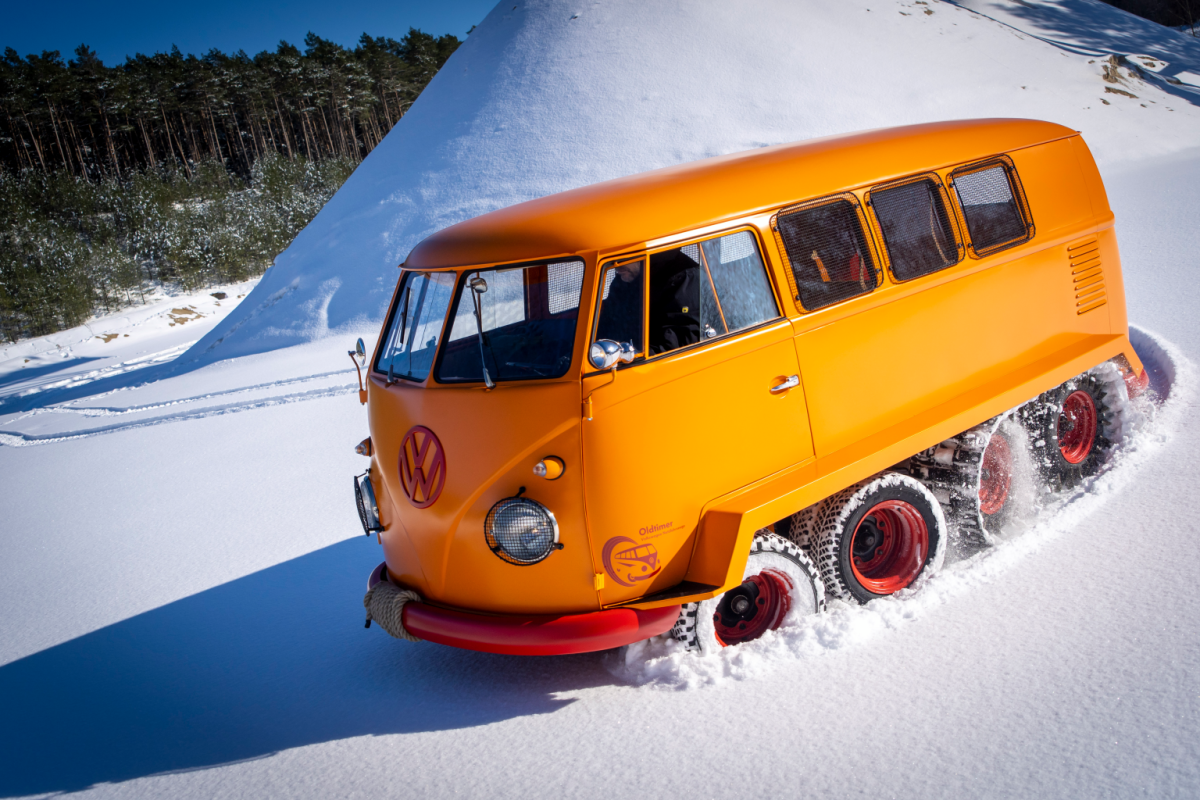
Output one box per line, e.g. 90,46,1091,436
367,563,679,656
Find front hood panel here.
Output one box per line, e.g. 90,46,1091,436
368,377,598,614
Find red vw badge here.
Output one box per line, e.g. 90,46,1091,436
397,426,446,508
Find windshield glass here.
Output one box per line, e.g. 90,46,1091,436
436,259,585,383
374,271,456,382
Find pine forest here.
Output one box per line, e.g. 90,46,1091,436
0,29,460,342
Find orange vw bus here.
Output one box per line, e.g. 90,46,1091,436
353,118,1148,656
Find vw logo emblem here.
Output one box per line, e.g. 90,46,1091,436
398,425,446,509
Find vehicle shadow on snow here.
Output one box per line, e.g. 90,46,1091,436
0,539,617,797
0,356,103,393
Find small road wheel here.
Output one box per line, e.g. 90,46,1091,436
811,473,946,604
978,430,1014,516
673,532,824,654
904,414,1030,549
1023,368,1126,490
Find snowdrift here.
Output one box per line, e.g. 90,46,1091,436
184,0,1200,365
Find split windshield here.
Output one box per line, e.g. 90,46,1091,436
374,260,585,384
438,260,585,382
374,271,456,383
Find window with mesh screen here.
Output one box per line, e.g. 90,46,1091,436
952,164,1030,255
870,178,960,281
775,198,877,311
547,260,585,314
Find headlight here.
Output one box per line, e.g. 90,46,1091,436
484,497,562,565
355,472,384,535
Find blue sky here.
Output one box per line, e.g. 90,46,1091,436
5,0,499,65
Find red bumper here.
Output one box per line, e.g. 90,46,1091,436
369,564,679,656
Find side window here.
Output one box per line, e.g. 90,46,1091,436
868,177,961,282
594,257,645,354
699,231,778,331
648,244,710,355
591,230,780,362
950,160,1033,257
774,196,879,311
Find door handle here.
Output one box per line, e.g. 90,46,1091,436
770,375,800,394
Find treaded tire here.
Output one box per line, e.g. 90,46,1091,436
673,532,825,654
1022,366,1127,491
812,473,947,604
774,499,828,552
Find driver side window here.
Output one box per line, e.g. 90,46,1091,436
592,230,779,362
594,257,645,354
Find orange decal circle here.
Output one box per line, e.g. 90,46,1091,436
397,425,447,509
601,536,662,588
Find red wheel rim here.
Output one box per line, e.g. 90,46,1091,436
850,500,929,594
712,569,793,646
978,433,1014,516
1057,390,1097,465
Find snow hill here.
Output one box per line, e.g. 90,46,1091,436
2,1,1200,797
185,0,1200,364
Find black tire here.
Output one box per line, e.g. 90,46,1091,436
673,532,824,654
1022,370,1124,491
811,473,947,604
774,499,828,552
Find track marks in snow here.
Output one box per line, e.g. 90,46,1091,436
609,326,1194,690
13,368,356,419
0,383,357,446
0,369,358,446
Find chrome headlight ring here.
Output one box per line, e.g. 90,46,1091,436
484,496,563,565
355,472,384,536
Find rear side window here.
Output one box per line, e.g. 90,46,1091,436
868,177,961,282
951,160,1033,257
774,196,879,311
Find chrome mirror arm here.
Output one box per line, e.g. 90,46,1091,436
469,275,495,390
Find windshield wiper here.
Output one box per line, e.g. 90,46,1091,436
468,275,496,389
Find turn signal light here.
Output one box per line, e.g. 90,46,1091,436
355,437,373,456
533,456,564,480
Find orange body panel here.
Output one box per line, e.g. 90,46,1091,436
362,119,1144,616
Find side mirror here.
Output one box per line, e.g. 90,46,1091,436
469,275,488,294
349,338,368,405
589,339,636,370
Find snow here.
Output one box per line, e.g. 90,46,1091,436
3,0,1200,797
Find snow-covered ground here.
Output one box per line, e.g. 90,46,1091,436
3,0,1200,797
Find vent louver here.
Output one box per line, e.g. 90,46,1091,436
1068,237,1106,315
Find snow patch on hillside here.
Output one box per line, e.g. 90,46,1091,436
184,0,1200,365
